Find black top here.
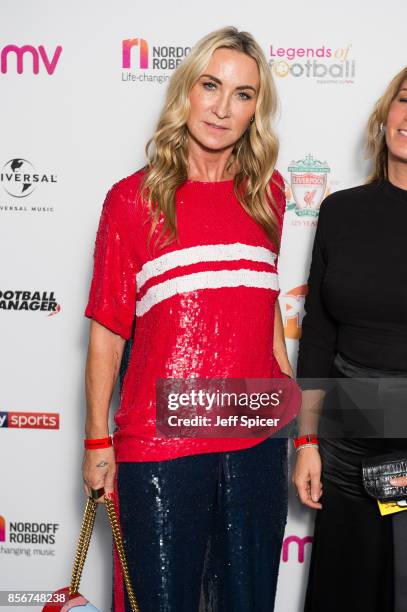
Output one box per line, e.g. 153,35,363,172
297,179,407,377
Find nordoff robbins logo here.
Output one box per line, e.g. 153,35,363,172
287,154,330,217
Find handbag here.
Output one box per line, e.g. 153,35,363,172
42,495,139,611
362,451,407,502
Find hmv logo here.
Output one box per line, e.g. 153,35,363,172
1,44,63,75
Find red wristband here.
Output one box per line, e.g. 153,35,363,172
84,435,113,450
293,434,318,449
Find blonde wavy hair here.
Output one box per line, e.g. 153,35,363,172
141,26,281,249
367,65,407,183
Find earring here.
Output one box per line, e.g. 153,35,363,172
250,116,255,124
379,122,385,132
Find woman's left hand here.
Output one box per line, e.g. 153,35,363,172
390,476,407,487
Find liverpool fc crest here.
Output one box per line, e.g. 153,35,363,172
287,154,330,217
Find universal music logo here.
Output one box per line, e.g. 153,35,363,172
0,158,57,214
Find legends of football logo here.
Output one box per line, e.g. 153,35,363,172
286,154,331,218
269,44,355,85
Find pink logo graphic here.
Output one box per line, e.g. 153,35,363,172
0,516,6,542
1,45,62,75
122,38,149,69
47,303,61,317
282,535,313,563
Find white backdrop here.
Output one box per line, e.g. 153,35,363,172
1,1,406,610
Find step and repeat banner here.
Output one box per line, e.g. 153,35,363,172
1,0,405,610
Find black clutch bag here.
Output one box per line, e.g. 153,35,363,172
362,451,407,501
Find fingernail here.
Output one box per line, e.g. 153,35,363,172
105,492,114,500
312,495,318,502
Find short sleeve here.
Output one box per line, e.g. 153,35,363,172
84,185,137,340
270,169,286,247
269,171,286,298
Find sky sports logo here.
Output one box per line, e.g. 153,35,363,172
0,411,59,429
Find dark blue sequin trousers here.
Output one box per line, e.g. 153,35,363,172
112,437,288,612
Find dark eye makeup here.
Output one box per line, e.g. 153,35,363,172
201,80,253,100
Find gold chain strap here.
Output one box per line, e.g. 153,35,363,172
69,498,97,595
69,497,140,612
105,498,140,612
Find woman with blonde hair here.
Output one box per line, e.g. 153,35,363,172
83,26,292,612
293,65,407,612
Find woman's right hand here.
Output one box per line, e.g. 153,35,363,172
82,446,116,503
292,446,323,510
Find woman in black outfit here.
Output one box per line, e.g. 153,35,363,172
293,65,407,612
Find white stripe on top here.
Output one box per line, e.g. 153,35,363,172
136,243,277,290
136,269,279,317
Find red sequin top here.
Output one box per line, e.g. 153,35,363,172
85,169,286,461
